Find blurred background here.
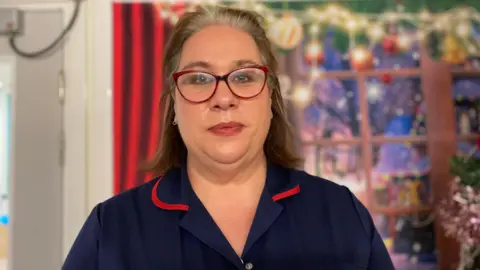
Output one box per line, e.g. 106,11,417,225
0,0,480,269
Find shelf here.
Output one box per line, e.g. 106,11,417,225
301,138,361,146
372,205,433,216
457,133,480,141
299,68,421,80
452,69,480,77
301,135,427,146
371,135,428,144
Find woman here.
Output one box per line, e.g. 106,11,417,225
63,5,394,270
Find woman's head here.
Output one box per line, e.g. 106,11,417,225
147,5,302,175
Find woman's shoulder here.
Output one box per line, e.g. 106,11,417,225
289,168,354,201
91,179,162,226
104,178,158,206
288,168,374,236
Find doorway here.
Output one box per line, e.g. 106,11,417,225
0,9,64,270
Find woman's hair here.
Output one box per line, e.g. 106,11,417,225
145,5,302,176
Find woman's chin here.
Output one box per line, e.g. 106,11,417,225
206,147,249,166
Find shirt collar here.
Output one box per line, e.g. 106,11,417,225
151,162,300,211
151,162,300,266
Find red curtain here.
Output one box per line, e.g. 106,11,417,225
113,3,170,194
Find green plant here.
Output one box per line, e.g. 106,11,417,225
449,155,480,188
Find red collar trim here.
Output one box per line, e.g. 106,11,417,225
151,179,189,211
151,179,300,211
272,184,300,201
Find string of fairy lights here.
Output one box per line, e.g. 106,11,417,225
156,1,480,104
157,1,480,57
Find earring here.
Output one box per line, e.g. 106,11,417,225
172,119,177,126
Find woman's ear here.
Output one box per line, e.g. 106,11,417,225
269,97,274,120
173,106,178,125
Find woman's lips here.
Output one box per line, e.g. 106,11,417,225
208,122,245,136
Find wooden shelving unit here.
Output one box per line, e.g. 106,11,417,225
371,135,428,144
296,58,477,270
301,135,428,146
451,68,480,78
451,67,480,148
457,133,480,141
278,47,479,268
373,205,433,216
301,138,361,146
299,68,421,80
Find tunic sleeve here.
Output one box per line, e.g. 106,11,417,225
349,190,395,270
62,204,102,270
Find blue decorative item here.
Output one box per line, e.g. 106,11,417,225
0,215,9,225
385,115,413,136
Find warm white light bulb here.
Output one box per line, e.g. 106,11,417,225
307,41,321,57
293,85,311,106
434,20,444,31
419,9,431,21
385,12,398,22
367,83,382,102
266,14,276,23
329,16,340,25
416,30,426,41
397,33,412,50
310,68,322,79
352,48,367,62
326,4,340,16
309,24,320,36
346,19,358,31
456,22,471,38
359,17,369,27
307,7,316,16
170,14,179,24
160,10,169,19
467,45,477,54
368,24,384,40
254,4,263,12
457,8,470,19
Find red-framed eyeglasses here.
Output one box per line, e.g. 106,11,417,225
172,65,269,103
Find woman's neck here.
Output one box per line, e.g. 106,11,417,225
186,152,267,202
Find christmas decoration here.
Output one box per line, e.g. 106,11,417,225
412,108,427,136
397,32,414,51
438,138,480,270
291,83,311,107
350,46,374,71
154,2,188,24
382,35,398,55
157,2,480,65
442,35,468,65
459,111,472,135
305,40,324,65
380,73,393,85
278,74,292,101
266,13,303,51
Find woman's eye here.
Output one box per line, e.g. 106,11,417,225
182,74,212,84
232,73,252,83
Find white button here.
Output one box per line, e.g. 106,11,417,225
245,262,253,270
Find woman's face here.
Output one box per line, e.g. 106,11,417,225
174,25,272,166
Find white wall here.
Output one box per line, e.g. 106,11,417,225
1,0,114,259
67,0,115,256
86,0,114,213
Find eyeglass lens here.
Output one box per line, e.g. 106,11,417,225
176,67,266,102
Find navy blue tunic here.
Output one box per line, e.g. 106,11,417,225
63,164,394,270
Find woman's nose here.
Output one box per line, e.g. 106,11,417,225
208,80,239,110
